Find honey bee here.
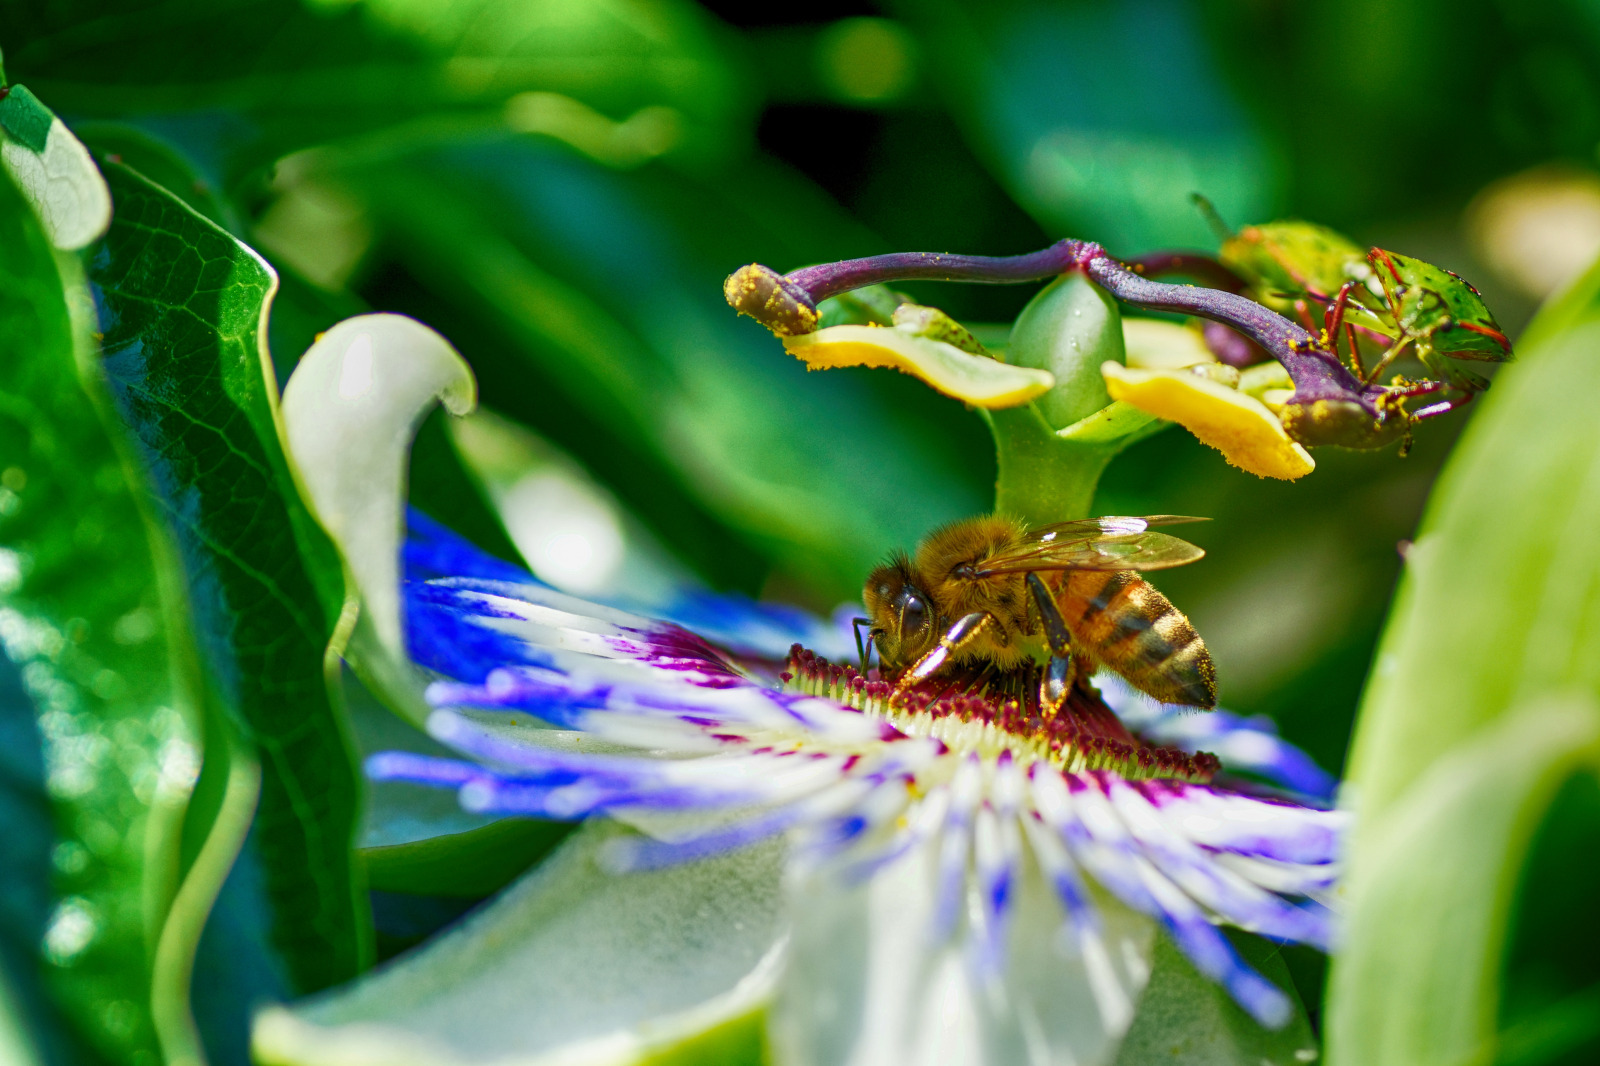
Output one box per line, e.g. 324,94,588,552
859,515,1216,711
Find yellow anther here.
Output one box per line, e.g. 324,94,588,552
1101,362,1315,480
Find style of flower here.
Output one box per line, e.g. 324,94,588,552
370,511,1342,1062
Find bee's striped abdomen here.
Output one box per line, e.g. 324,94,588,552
1055,571,1216,708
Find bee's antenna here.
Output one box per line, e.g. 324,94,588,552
853,617,871,672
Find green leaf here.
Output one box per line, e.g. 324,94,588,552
1329,276,1600,1063
1340,317,1600,821
6,0,748,181
74,122,241,233
1115,930,1318,1066
253,820,786,1066
89,161,370,994
324,138,988,601
1330,697,1600,1066
0,158,198,1064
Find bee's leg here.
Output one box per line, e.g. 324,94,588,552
895,611,994,693
852,617,872,672
1042,655,1076,716
1027,573,1077,715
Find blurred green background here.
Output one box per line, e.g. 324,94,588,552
10,0,1599,784
7,0,1600,1054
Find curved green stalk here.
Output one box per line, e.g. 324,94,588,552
980,273,1153,521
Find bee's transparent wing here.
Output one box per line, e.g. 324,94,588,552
1024,515,1209,542
974,530,1206,574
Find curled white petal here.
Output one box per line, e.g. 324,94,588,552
2,116,111,250
281,314,476,656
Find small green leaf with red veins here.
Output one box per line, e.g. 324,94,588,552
1220,220,1368,306
1367,247,1513,363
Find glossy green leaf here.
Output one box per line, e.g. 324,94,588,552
1115,931,1317,1066
0,161,198,1064
89,162,369,994
1329,269,1600,1064
253,820,786,1066
6,0,747,181
73,122,241,233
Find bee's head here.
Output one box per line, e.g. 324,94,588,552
863,554,936,669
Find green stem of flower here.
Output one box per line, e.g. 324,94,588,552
983,405,1118,523
979,274,1129,522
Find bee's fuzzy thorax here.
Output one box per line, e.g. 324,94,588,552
782,644,1220,783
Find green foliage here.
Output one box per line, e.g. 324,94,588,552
89,162,370,994
2,1,1596,1063
0,158,197,1065
1219,219,1367,310
4,0,748,181
254,821,785,1066
310,137,984,600
1328,265,1600,1065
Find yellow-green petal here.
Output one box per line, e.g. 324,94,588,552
783,324,1053,408
1122,317,1215,370
1101,362,1314,480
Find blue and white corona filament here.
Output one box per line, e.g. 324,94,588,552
375,513,1342,1053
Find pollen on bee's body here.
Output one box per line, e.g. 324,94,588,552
781,644,1218,783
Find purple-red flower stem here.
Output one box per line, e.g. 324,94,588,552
781,239,1378,412
1119,251,1249,293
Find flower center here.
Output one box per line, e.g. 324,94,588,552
782,645,1218,782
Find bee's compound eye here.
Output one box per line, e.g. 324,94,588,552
895,589,928,634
